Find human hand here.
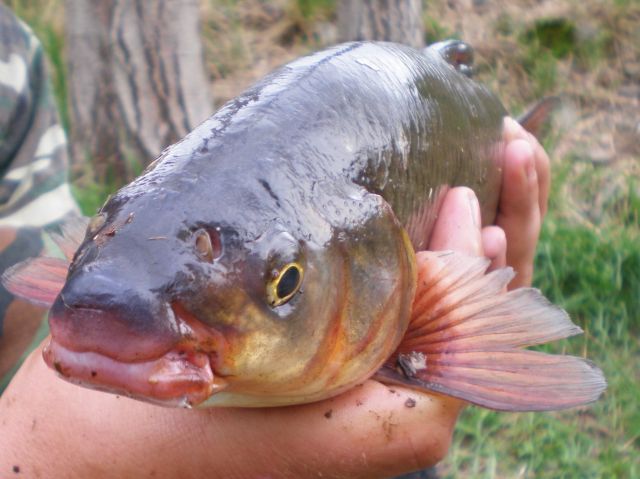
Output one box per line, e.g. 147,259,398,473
0,185,497,479
0,117,552,477
482,117,551,289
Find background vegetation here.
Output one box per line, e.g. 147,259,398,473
6,0,639,477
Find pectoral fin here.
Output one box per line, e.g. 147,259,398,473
375,251,606,412
1,216,86,307
2,257,69,307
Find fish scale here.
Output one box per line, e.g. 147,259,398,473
2,41,604,411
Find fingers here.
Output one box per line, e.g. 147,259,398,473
497,117,550,289
502,116,550,216
498,138,539,288
294,186,490,475
509,115,552,218
499,137,539,218
533,135,550,217
286,187,490,477
0,189,511,479
481,225,507,271
429,187,483,256
429,188,508,273
266,188,490,478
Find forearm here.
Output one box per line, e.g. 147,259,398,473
1,343,459,479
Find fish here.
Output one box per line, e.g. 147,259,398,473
3,41,605,410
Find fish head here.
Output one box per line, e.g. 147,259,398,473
44,184,409,408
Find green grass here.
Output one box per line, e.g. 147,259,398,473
439,3,639,473
444,8,640,466
296,0,335,20
442,165,640,478
424,16,457,45
71,182,112,216
5,1,640,477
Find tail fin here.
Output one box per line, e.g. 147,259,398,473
375,251,606,412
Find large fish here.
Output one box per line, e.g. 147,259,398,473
4,41,605,410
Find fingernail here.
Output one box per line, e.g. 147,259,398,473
467,189,481,227
503,117,526,142
503,117,520,142
527,131,537,142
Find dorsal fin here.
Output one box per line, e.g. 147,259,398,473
517,96,560,139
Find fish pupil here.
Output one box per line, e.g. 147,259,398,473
195,231,213,261
194,228,222,262
277,266,300,299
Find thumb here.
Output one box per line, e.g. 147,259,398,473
429,187,483,256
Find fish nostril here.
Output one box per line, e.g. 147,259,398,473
59,292,103,313
59,271,121,310
50,278,181,362
194,228,222,262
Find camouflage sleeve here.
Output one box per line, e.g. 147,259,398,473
0,5,78,226
0,5,80,390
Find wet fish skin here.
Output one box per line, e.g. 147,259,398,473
12,42,537,407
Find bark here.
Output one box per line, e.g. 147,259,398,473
337,0,425,48
65,0,213,183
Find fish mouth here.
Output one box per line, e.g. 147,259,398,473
43,338,228,408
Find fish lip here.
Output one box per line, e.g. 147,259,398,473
48,297,183,364
43,337,228,408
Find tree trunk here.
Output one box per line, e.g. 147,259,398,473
65,0,213,184
337,0,424,48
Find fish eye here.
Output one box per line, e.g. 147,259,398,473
266,262,304,307
194,228,222,262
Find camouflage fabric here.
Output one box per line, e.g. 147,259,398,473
0,5,79,390
0,5,77,227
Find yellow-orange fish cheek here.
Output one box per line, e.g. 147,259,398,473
202,224,417,408
207,256,346,403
